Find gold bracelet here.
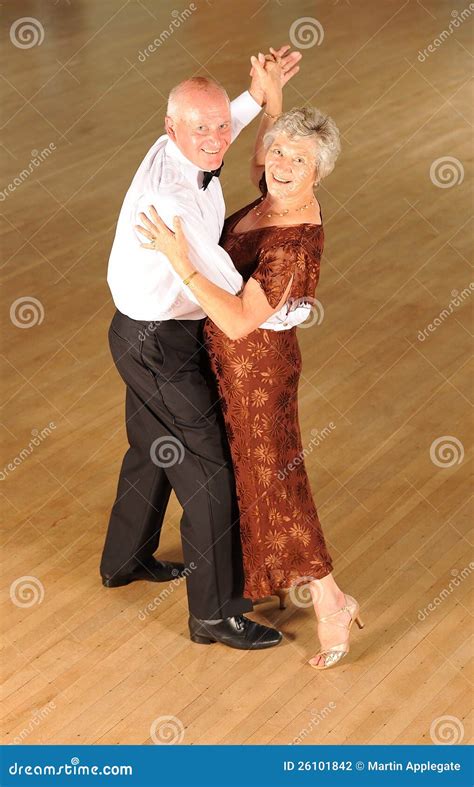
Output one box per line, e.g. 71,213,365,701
263,109,280,120
182,270,199,287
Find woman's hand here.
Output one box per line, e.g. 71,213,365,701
271,44,302,87
250,53,282,110
249,45,301,86
135,206,193,278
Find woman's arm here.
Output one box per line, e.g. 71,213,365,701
250,49,284,188
136,209,292,341
183,264,293,341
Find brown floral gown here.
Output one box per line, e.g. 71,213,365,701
203,195,334,600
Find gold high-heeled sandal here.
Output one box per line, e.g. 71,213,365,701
309,593,364,670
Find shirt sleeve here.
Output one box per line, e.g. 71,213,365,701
252,239,321,329
230,90,262,142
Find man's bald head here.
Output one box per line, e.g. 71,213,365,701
167,76,229,118
165,77,232,171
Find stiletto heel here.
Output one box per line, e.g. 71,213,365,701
309,593,364,670
253,590,288,610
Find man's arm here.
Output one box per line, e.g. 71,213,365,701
229,91,262,143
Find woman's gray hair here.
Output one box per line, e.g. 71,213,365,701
263,107,341,187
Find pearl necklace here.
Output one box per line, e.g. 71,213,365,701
253,196,316,219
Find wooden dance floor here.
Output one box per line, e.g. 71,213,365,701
1,0,472,745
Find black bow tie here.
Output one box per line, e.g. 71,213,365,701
201,161,224,190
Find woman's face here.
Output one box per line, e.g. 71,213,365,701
264,133,318,199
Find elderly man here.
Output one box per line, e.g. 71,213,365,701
101,47,301,649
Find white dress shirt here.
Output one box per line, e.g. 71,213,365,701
107,90,311,329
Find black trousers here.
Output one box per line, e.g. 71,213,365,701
100,309,253,620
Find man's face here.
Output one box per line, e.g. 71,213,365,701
165,90,232,171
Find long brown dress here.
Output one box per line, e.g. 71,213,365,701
203,194,334,600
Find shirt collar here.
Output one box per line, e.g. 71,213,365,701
165,136,204,188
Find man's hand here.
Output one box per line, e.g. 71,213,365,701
249,44,302,105
250,55,282,112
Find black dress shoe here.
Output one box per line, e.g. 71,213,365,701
188,614,283,650
102,557,186,588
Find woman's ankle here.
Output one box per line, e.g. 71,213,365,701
312,586,346,614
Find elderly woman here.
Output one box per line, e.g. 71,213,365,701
137,56,364,669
